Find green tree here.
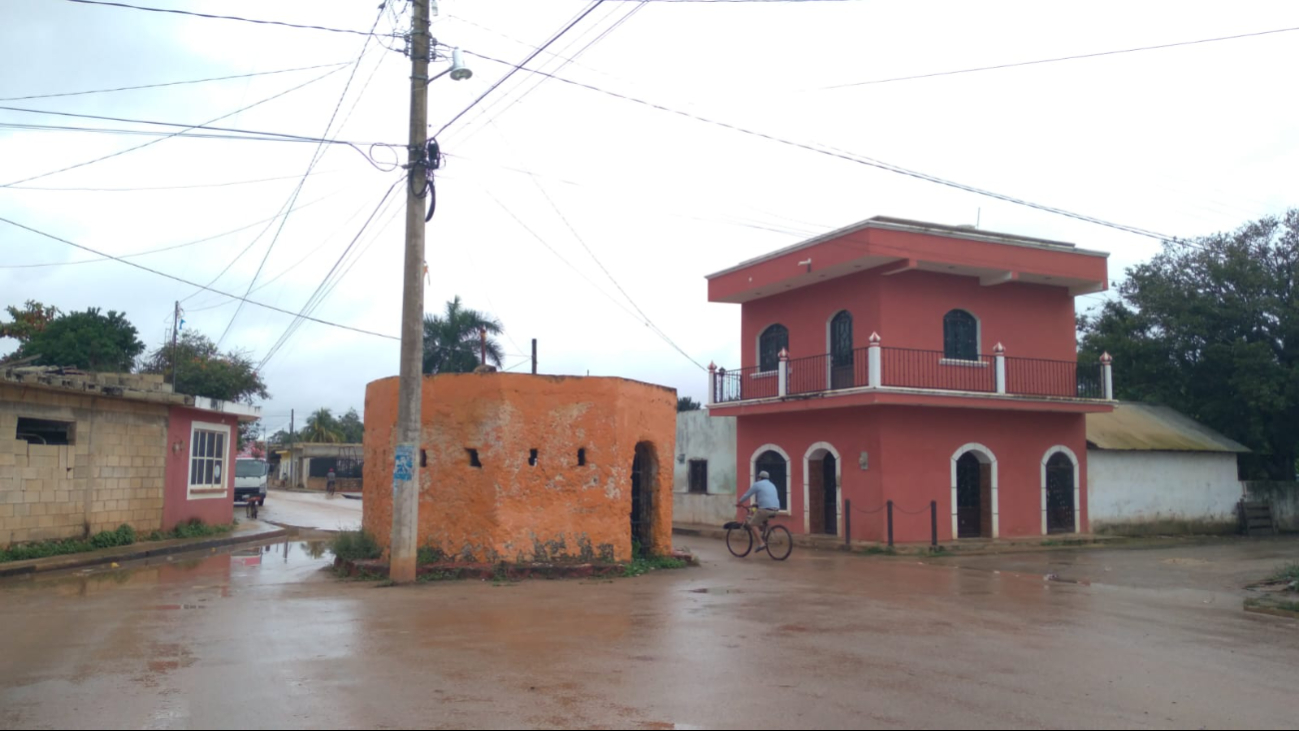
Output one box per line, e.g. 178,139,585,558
1078,209,1299,479
422,296,504,374
20,308,144,372
677,396,702,412
338,408,364,443
0,300,59,345
301,408,343,443
140,330,269,403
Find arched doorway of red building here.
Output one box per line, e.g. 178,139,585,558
630,442,656,557
956,451,993,539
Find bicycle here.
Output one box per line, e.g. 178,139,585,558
726,505,793,561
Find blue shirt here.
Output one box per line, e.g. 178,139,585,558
739,479,781,511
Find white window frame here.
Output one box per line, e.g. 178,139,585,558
188,421,232,500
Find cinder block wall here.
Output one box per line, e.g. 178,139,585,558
1,385,168,546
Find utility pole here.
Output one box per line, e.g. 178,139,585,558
170,301,179,388
531,338,537,375
480,327,487,367
390,0,431,584
288,409,295,488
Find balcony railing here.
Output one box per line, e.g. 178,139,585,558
710,336,1114,405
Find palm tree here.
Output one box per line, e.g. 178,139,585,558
301,408,343,443
423,296,505,374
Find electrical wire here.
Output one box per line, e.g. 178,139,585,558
62,0,377,36
0,62,350,101
461,51,1177,242
216,7,389,347
815,25,1299,90
8,170,340,193
0,189,344,269
486,120,697,369
483,187,707,371
0,65,348,188
432,1,608,138
0,215,399,340
256,177,405,371
443,2,646,146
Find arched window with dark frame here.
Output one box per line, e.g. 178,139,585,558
943,310,978,361
759,324,788,372
830,310,853,389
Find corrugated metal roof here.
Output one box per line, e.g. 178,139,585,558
1086,402,1250,453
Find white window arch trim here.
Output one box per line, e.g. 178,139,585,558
802,441,842,535
949,442,998,539
749,443,792,515
1040,445,1081,535
189,420,233,500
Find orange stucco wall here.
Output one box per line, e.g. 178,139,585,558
362,373,676,563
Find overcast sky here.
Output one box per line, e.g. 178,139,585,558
2,0,1297,434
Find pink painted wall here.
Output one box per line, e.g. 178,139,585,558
739,267,1078,371
736,406,1088,543
163,406,236,531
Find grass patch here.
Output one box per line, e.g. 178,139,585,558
623,554,688,578
1094,519,1236,537
417,545,446,565
329,530,382,562
418,569,460,582
1041,538,1091,547
859,545,897,556
148,519,233,541
1270,562,1299,585
0,524,137,563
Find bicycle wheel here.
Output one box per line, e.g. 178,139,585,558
726,527,753,557
764,525,792,561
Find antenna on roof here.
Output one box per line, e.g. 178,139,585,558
976,208,981,229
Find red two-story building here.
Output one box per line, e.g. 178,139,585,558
707,216,1115,544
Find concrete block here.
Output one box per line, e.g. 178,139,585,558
0,504,12,518
0,452,13,467
129,478,142,490
31,503,47,516
38,515,55,528
23,491,39,504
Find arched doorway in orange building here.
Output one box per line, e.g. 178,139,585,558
631,442,657,557
951,444,998,540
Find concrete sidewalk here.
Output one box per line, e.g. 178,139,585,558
0,519,287,578
672,521,1129,556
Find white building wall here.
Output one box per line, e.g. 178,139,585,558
1088,450,1242,530
673,410,738,526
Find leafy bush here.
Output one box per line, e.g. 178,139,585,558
144,519,233,541
90,524,136,549
417,545,446,565
330,530,382,562
1272,562,1299,587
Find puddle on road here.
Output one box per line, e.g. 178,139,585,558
0,538,337,596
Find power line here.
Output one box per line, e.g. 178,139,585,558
0,108,394,149
487,119,699,369
432,1,609,138
62,0,376,36
0,189,344,269
462,51,1175,242
482,187,707,371
216,8,389,347
257,177,405,371
0,65,348,188
816,25,1299,89
0,62,349,101
442,2,646,146
0,215,398,340
7,170,340,193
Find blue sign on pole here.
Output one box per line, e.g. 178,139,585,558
393,444,415,482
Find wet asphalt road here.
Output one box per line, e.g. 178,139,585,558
1,537,1297,730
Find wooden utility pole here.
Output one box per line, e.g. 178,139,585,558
390,0,431,584
480,327,487,366
288,409,295,488
531,338,537,374
170,301,179,388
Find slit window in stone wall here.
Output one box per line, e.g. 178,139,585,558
15,417,75,446
529,449,538,466
466,448,482,468
577,448,586,466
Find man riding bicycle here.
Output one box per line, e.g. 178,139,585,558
737,470,781,553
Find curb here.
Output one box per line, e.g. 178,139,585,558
0,526,289,578
335,549,698,581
